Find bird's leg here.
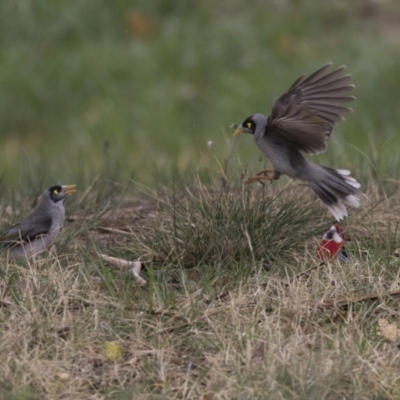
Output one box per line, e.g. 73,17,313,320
245,170,281,185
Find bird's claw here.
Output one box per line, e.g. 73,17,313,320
245,170,275,185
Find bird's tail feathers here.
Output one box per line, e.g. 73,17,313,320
338,247,349,263
309,167,361,221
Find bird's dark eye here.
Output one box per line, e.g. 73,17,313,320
53,189,59,195
246,122,252,128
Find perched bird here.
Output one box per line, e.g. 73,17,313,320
2,185,76,260
316,224,348,263
233,62,361,221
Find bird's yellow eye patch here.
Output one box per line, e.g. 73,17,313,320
53,189,59,195
246,122,252,128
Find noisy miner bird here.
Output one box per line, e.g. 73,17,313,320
316,224,348,263
234,62,361,221
2,185,76,260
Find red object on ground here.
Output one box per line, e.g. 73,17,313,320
316,224,348,262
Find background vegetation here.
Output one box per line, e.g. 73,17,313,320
1,0,400,399
0,0,399,188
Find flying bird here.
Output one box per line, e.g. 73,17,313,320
2,185,76,260
234,62,361,221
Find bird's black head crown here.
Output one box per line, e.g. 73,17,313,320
240,116,257,134
48,185,64,202
326,230,334,240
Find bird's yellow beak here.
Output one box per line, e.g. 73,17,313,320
233,127,244,136
63,184,77,195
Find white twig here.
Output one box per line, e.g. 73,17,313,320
98,253,147,286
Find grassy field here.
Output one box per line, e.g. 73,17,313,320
1,0,400,398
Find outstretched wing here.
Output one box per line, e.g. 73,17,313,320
3,215,52,246
267,63,355,154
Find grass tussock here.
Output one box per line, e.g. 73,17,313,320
131,182,328,267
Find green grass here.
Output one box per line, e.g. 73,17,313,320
1,0,400,398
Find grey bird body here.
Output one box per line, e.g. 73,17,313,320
234,63,361,221
252,114,307,179
2,185,76,260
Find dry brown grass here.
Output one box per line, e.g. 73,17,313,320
1,181,400,399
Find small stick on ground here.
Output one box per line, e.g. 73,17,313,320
98,253,147,286
96,227,132,236
309,290,400,308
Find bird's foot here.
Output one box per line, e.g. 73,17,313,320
245,170,276,185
